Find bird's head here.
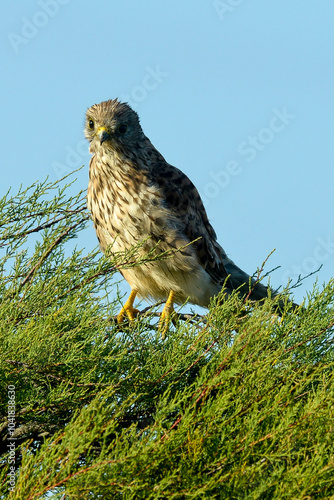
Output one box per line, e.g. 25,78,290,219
84,99,145,155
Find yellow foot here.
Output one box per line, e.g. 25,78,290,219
117,290,139,324
159,290,175,337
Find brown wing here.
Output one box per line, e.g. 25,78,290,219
149,154,230,287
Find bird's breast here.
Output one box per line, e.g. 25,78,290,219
87,157,166,253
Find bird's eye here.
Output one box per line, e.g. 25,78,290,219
88,119,94,130
117,124,128,134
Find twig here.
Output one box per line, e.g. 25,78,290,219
18,219,86,292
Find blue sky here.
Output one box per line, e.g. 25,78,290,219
2,0,334,308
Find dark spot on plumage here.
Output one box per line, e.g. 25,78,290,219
128,213,138,224
150,233,165,244
196,239,204,252
168,240,178,250
118,193,129,205
146,212,156,223
165,193,178,206
130,174,144,191
154,217,165,228
161,169,174,179
109,223,118,234
93,182,102,195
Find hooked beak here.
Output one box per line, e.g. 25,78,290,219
97,126,111,145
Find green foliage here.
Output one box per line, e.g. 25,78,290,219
0,176,333,499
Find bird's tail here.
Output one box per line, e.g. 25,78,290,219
222,253,298,312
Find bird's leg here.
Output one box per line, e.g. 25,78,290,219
117,289,140,324
159,290,175,336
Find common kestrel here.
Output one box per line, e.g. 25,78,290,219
85,99,289,329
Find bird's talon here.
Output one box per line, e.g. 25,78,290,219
158,313,172,338
158,290,175,337
117,307,140,324
117,290,139,324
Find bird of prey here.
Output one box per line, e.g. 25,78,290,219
85,99,289,330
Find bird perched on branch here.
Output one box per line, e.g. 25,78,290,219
85,99,293,331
